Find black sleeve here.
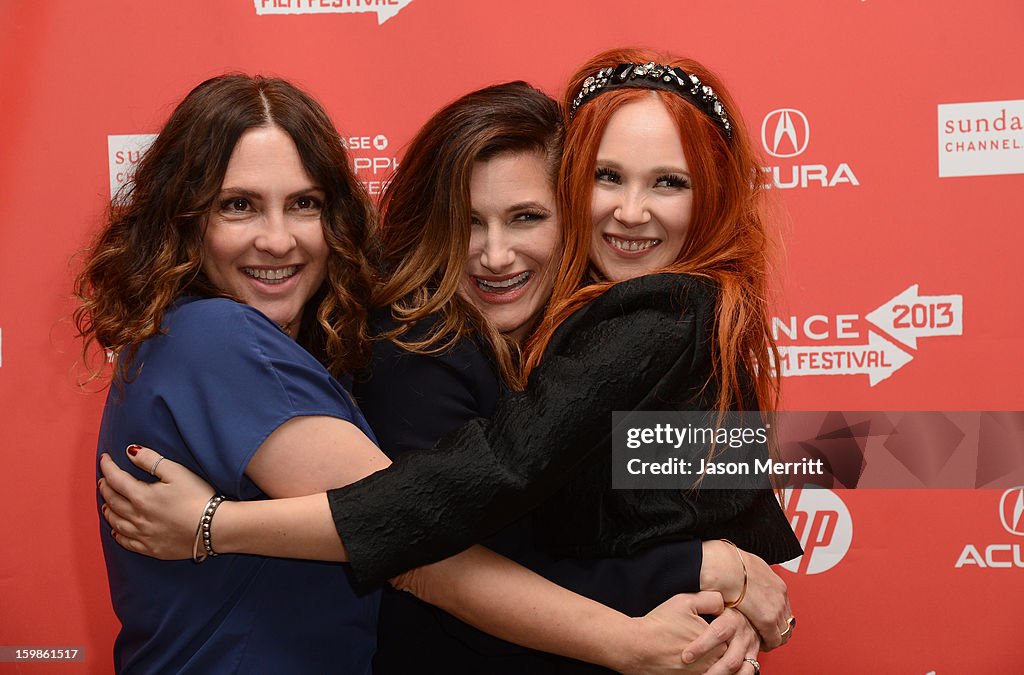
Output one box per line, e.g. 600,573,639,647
330,275,714,588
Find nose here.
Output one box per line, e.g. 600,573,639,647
613,187,650,228
254,211,297,257
479,224,515,272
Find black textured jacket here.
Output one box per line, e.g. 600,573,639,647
330,273,803,589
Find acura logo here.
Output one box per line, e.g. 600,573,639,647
1000,487,1024,536
762,108,810,158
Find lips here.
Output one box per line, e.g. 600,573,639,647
243,265,300,285
603,235,662,258
476,271,530,291
469,271,533,304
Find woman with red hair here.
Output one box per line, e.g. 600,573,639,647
101,49,801,673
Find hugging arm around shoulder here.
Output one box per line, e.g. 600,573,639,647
330,274,720,588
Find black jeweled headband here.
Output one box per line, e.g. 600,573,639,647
569,62,733,139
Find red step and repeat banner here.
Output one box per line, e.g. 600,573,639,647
1,1,1022,672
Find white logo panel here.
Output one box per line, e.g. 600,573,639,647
938,99,1024,177
108,134,157,199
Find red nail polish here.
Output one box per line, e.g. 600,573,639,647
127,444,141,456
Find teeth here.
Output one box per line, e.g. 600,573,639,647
606,236,660,252
244,266,299,284
476,271,530,291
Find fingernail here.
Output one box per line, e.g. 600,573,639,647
682,652,695,664
126,444,141,456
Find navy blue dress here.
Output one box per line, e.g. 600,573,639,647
354,304,703,673
97,297,379,674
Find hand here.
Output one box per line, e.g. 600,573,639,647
620,591,726,674
98,445,215,560
682,608,762,675
700,541,792,649
732,548,792,650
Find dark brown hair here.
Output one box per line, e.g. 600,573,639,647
373,81,563,384
75,74,376,381
525,48,782,417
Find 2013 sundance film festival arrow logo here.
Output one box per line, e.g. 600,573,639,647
775,284,964,386
778,332,913,387
254,0,414,24
865,284,963,349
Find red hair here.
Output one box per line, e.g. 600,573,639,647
523,48,781,417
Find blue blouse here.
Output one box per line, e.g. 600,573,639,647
97,297,379,674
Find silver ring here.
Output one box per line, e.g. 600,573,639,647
149,455,165,477
744,657,760,674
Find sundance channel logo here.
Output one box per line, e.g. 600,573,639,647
938,99,1024,177
108,134,158,199
760,108,859,189
253,0,413,24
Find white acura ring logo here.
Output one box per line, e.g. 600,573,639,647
762,108,810,158
1000,487,1024,536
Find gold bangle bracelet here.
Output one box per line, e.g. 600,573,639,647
720,538,748,608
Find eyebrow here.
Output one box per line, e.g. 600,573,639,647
218,186,326,201
595,159,690,177
470,201,553,218
506,201,552,212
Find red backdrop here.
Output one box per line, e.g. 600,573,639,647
1,1,1022,672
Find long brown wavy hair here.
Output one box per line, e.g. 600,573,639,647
75,75,377,382
524,48,782,415
373,81,563,385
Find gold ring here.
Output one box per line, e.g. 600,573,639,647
780,615,796,638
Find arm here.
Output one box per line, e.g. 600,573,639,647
397,546,729,674
102,444,726,673
331,275,715,586
363,331,711,621
699,540,793,650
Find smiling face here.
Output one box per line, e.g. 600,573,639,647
589,95,694,282
459,151,560,345
201,125,329,337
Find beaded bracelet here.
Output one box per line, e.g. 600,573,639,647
192,494,226,563
720,538,748,608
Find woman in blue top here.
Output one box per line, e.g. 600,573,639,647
79,74,740,674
